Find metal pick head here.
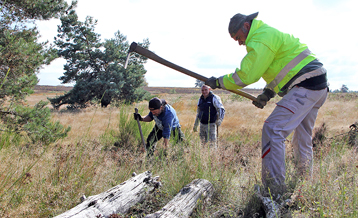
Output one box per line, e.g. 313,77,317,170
124,42,138,69
124,51,131,69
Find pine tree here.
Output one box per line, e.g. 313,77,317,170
0,0,75,144
340,84,349,93
195,79,205,88
49,11,150,108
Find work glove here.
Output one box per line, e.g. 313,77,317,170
205,76,221,89
252,88,276,109
216,119,222,127
193,124,198,132
133,112,143,121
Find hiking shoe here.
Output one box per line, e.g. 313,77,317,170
254,184,281,218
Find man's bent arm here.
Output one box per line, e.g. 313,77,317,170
141,115,153,122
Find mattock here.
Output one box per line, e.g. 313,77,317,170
124,42,258,102
134,108,146,152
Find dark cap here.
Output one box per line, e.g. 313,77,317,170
228,12,259,37
148,97,162,110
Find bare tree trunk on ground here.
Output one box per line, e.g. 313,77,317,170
145,179,214,218
54,171,161,218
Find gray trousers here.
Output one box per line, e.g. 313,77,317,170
200,122,217,147
261,86,328,193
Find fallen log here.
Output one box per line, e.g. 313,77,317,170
145,179,214,218
54,171,161,218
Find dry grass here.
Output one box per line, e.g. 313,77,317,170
51,107,121,143
24,92,65,108
0,91,357,217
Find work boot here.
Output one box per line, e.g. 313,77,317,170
254,184,281,218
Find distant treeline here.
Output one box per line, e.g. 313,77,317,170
34,85,262,95
34,85,73,93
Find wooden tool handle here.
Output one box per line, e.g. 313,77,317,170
129,42,258,102
135,108,146,150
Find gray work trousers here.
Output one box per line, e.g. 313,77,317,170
261,86,328,194
199,122,217,148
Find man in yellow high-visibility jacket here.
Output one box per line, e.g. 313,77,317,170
205,12,328,196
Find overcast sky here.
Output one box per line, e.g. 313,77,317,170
36,0,358,91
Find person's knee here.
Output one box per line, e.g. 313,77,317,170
262,121,273,133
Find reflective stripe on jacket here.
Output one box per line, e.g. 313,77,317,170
219,19,317,94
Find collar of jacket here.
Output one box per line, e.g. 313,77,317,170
156,104,168,117
245,19,264,45
200,91,213,100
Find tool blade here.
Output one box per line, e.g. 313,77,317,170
124,52,131,69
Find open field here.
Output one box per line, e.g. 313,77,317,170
1,87,358,217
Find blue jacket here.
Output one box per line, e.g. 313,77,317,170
148,104,180,139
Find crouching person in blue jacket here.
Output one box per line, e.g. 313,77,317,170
134,97,184,155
